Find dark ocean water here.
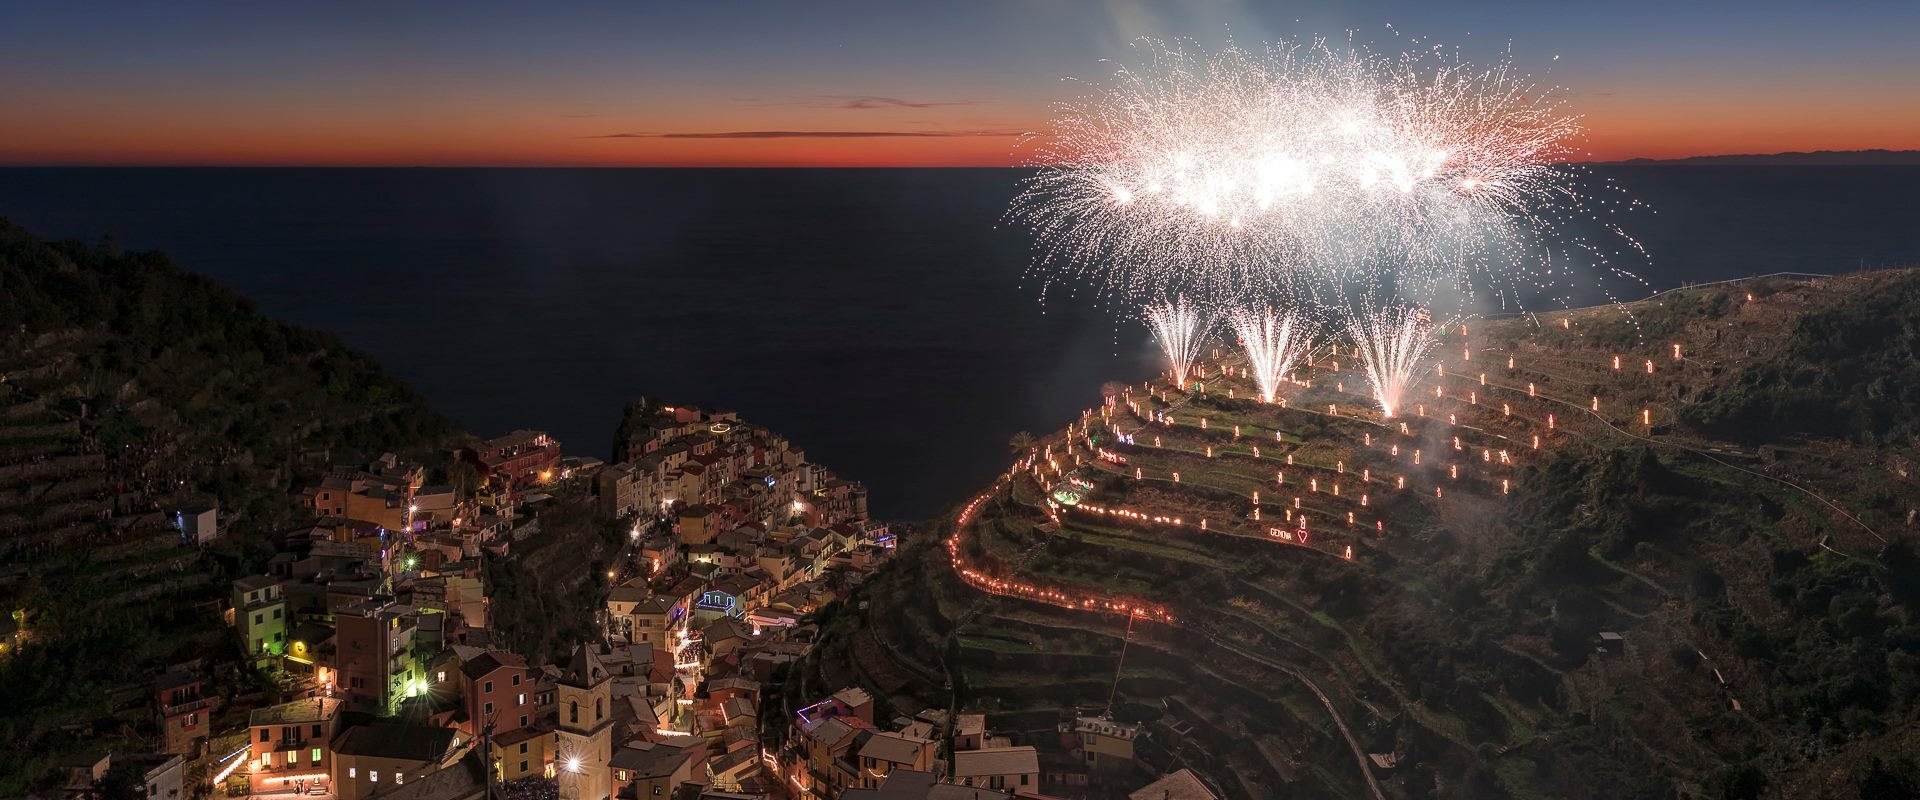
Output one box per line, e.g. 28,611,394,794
1,167,1916,518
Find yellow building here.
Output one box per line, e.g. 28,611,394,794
492,727,556,783
1073,716,1139,774
555,645,614,800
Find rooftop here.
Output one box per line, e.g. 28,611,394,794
858,731,930,765
334,722,457,763
1128,769,1218,800
951,746,1038,778
249,697,341,728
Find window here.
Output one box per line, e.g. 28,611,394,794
312,724,322,738
517,693,525,706
484,680,494,693
395,774,403,785
520,715,529,728
311,748,322,763
520,760,528,773
254,613,264,625
569,701,579,724
184,713,197,727
596,699,603,720
652,787,662,796
437,670,446,682
484,702,494,715
512,674,522,686
519,743,528,755
370,772,379,783
272,608,282,619
348,768,356,779
1022,775,1030,785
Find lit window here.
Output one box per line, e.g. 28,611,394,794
348,768,356,779
396,774,403,785
311,748,321,763
370,772,378,783
517,693,525,706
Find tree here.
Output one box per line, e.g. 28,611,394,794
449,460,483,497
1008,431,1035,454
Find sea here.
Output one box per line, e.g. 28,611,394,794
1,166,1916,519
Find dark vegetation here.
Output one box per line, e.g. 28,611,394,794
1687,271,1920,446
0,221,463,791
484,495,627,663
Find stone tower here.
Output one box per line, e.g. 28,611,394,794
554,644,613,800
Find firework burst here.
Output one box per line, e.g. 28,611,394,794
1011,37,1646,317
1144,297,1213,389
1343,302,1442,418
1230,305,1316,403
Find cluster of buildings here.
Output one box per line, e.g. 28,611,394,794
97,400,1222,800
599,401,869,528
128,403,905,800
768,693,1220,800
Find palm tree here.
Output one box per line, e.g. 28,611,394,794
1008,431,1035,454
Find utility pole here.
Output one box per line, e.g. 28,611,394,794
1103,610,1138,718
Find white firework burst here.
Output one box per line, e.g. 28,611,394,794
1230,305,1316,403
1010,37,1647,318
1144,296,1213,389
1342,302,1442,418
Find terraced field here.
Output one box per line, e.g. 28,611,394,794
832,272,1920,799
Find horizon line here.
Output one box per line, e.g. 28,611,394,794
3,148,1917,170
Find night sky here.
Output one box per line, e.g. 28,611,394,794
3,1,1917,166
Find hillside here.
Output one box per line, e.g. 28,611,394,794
822,271,1920,799
0,221,463,789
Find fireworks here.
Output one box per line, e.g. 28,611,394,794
1012,36,1647,318
1144,296,1213,389
1231,305,1316,403
1343,303,1442,418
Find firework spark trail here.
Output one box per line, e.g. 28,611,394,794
1145,297,1213,389
1010,38,1648,318
1231,305,1317,403
1343,303,1441,418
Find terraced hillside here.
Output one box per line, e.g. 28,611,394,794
0,222,461,792
829,272,1920,800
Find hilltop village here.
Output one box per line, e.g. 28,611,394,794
129,399,908,800
33,395,1215,800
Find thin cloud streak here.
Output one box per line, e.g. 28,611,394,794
735,95,979,110
825,95,976,109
